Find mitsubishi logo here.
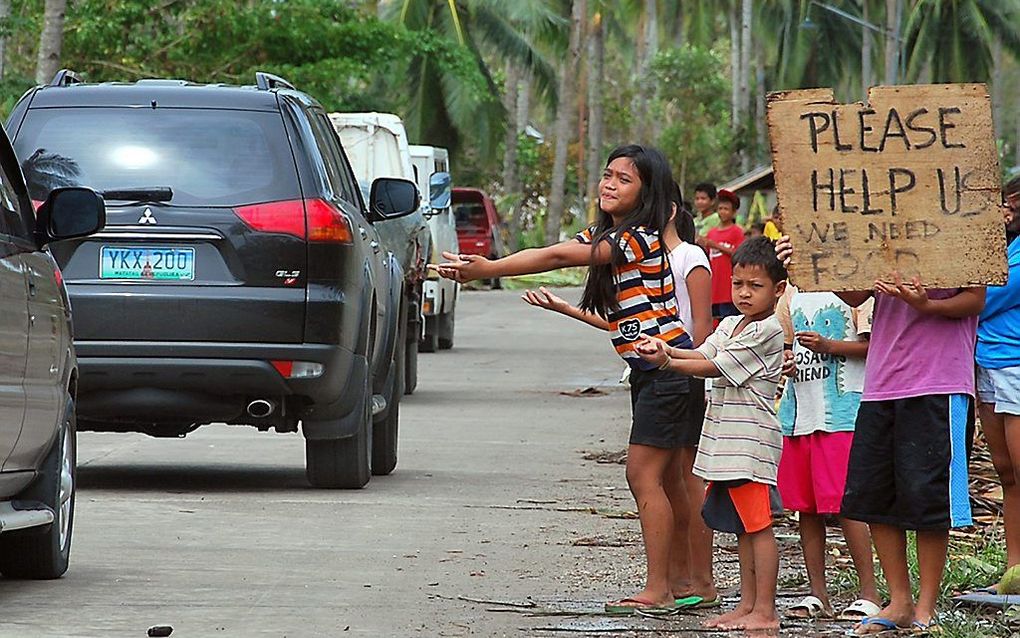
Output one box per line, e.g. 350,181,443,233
138,207,157,225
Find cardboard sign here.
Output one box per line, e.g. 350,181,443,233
767,84,1005,291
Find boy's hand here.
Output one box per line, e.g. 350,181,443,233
782,349,797,378
875,272,930,311
635,336,669,367
429,251,491,283
522,287,569,313
795,331,830,354
775,235,792,266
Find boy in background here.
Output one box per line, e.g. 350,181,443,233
705,189,745,323
693,182,720,240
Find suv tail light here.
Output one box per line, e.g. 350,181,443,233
234,199,353,244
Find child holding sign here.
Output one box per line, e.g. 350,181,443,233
776,287,880,621
775,237,984,634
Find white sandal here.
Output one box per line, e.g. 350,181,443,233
838,598,882,621
786,595,831,619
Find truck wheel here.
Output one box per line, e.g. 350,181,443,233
373,330,401,476
404,337,418,395
0,394,76,579
438,310,455,350
304,379,371,489
420,315,439,353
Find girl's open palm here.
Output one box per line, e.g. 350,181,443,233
522,287,568,313
432,251,490,283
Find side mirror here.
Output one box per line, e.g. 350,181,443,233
370,177,419,221
428,171,452,212
35,187,106,247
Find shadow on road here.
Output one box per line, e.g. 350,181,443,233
77,463,311,492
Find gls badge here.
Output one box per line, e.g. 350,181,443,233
138,207,157,225
619,318,641,341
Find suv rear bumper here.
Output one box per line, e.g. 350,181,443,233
74,341,366,430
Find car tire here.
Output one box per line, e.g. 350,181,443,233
0,394,76,579
420,315,439,353
304,378,371,489
438,310,455,350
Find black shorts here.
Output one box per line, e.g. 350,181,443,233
841,395,974,530
702,480,783,535
629,367,691,448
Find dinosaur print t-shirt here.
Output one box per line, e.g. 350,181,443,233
777,288,872,436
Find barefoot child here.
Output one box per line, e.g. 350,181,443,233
776,286,881,621
775,236,984,634
521,185,718,609
436,145,695,614
636,237,788,631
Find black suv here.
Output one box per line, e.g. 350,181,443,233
8,71,419,489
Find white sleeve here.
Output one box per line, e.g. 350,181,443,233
680,243,710,279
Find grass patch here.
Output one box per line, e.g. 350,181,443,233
502,267,588,291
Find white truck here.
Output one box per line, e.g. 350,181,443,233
330,112,432,393
410,145,459,352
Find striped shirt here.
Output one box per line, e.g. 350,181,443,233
576,226,692,370
692,314,785,485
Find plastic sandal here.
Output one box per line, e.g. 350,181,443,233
839,599,882,621
786,595,831,619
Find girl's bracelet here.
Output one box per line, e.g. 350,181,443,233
657,355,672,371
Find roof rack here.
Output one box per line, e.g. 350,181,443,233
49,69,83,87
255,72,295,92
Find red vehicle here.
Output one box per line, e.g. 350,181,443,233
452,187,507,287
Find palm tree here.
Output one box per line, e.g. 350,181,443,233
902,0,1020,83
35,0,66,84
386,0,563,156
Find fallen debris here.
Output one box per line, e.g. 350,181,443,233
581,449,627,465
560,387,609,398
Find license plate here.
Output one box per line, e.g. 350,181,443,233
100,246,195,281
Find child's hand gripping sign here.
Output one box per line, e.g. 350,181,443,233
767,84,1006,292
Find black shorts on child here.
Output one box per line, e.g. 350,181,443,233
841,394,974,530
702,479,783,535
629,367,692,448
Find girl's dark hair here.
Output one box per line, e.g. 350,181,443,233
671,181,696,244
579,144,675,317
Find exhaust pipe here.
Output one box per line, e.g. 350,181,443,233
246,399,275,418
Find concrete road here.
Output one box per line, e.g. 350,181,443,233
0,288,670,638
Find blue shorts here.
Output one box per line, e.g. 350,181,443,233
977,365,1020,416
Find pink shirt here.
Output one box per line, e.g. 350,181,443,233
862,290,978,401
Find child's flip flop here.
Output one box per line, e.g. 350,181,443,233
604,596,673,616
674,594,722,610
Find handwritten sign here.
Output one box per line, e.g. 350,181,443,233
767,84,1005,291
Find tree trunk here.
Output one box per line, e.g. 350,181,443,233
633,0,657,144
738,0,752,170
755,39,766,163
0,0,10,80
861,0,872,98
991,38,1003,139
35,0,67,85
673,1,684,48
545,0,586,244
884,0,900,84
507,70,531,250
585,11,604,223
730,1,740,130
501,63,522,196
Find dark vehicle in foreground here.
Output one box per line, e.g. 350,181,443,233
9,71,419,489
0,117,106,577
453,187,507,288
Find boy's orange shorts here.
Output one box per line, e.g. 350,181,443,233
702,480,782,535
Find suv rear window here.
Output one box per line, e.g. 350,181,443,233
14,107,300,207
454,203,489,231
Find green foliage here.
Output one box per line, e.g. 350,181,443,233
649,45,735,191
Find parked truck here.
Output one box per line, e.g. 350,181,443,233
410,145,459,351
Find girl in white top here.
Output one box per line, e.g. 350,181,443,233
521,194,718,607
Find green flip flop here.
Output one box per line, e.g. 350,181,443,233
674,594,722,609
605,596,675,616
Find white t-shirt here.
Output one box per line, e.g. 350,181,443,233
667,241,711,334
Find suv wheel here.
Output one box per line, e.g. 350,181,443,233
438,310,455,350
304,377,371,489
0,394,76,579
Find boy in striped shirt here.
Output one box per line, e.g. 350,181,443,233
636,237,787,632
